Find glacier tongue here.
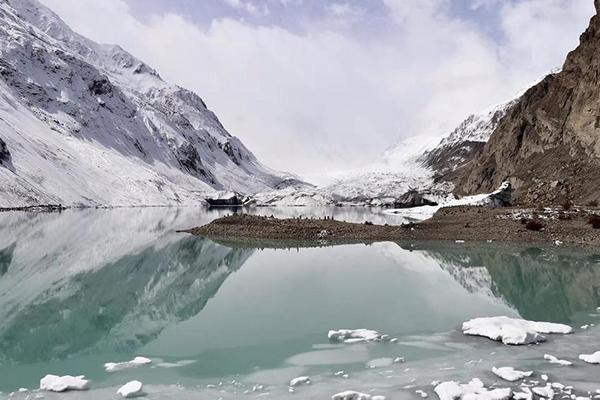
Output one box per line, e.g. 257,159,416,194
0,0,285,207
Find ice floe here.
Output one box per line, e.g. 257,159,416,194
532,384,554,398
367,358,395,368
328,329,381,343
117,380,144,398
491,367,533,382
513,387,533,400
289,376,311,387
434,378,511,400
105,356,152,372
155,359,196,368
462,316,572,345
578,351,600,364
39,375,89,392
543,354,573,366
331,391,385,400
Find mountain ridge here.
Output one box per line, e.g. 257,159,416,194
0,0,286,207
458,0,600,204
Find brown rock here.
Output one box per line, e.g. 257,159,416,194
457,2,600,205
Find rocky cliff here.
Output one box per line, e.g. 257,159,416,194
458,0,600,205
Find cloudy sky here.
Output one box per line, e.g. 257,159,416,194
41,0,595,182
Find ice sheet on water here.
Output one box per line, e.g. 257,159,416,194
462,316,572,345
104,356,152,372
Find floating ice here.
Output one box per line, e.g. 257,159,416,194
491,367,533,382
328,329,381,344
105,356,152,372
289,376,311,387
532,384,554,398
416,390,429,398
434,378,511,400
367,358,395,368
331,391,386,400
334,371,350,379
462,316,572,345
155,360,196,368
579,351,600,364
39,375,89,392
117,380,144,398
544,354,573,366
513,387,533,400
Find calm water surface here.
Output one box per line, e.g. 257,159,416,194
1,207,600,399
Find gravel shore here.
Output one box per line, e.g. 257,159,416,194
184,206,600,247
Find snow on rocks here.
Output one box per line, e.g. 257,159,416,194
462,316,572,345
434,378,511,400
289,376,311,387
117,380,144,398
39,375,89,392
579,351,600,364
104,356,152,372
331,391,385,400
491,367,533,382
328,329,382,344
544,354,573,366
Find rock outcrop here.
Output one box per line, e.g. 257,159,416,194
458,1,600,205
0,137,11,169
393,190,438,208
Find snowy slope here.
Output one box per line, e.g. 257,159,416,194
0,0,285,207
255,97,519,206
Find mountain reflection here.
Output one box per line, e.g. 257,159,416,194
413,243,600,323
2,207,600,366
0,209,253,364
0,236,252,364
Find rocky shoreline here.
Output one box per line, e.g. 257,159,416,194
184,205,600,247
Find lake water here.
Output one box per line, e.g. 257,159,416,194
2,207,600,399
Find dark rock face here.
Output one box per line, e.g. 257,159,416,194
458,3,600,205
394,190,438,208
88,77,113,96
205,193,243,207
0,137,11,167
176,143,216,184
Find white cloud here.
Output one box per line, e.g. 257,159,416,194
222,0,270,17
39,0,594,181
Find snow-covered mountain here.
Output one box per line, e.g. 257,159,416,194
0,0,286,207
254,95,519,206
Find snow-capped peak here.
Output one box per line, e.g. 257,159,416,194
0,0,286,207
